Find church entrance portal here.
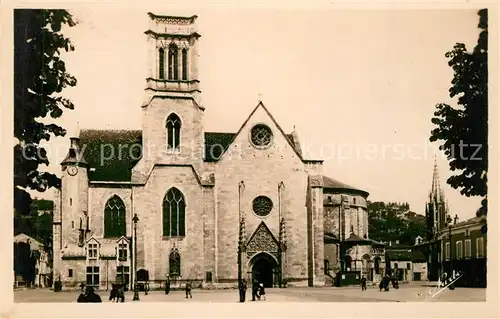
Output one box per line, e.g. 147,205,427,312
251,253,278,288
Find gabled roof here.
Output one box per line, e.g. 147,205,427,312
214,101,305,162
323,176,369,197
343,233,372,244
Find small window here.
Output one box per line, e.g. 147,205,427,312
86,266,100,288
88,243,99,260
476,237,484,258
72,221,74,229
68,269,73,277
205,271,212,283
116,266,130,288
353,198,356,205
456,241,463,259
394,263,398,269
406,263,411,270
464,239,472,258
465,229,470,236
118,242,128,261
70,198,72,206
445,242,450,260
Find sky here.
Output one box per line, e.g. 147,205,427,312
30,5,484,220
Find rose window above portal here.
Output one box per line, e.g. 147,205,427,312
252,196,273,217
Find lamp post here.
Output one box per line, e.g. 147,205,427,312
238,181,245,288
132,213,140,301
278,181,285,288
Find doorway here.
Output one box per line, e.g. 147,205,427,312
251,253,277,288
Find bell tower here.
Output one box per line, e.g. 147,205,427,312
140,12,204,167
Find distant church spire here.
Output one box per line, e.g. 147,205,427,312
426,154,449,237
430,155,441,202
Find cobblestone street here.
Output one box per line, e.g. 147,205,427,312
13,283,486,303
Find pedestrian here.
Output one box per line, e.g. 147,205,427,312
109,284,118,302
77,286,102,303
251,279,259,301
185,280,192,298
80,282,86,293
239,279,247,302
361,276,367,291
258,283,266,301
165,275,170,295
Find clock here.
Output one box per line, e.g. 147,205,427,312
67,166,78,176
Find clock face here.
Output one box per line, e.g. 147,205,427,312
67,166,78,176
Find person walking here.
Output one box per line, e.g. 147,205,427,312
361,276,367,291
258,283,266,301
239,279,247,302
251,279,259,301
185,280,192,298
165,275,171,295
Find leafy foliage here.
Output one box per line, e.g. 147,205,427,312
14,199,54,261
430,9,488,215
368,201,425,246
14,9,77,214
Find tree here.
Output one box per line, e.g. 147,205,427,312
430,9,488,215
14,10,77,215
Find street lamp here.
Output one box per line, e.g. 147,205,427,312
238,181,245,289
132,213,140,301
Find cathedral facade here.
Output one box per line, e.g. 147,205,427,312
52,13,385,290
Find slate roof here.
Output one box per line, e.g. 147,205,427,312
77,129,301,179
322,176,369,197
79,129,142,182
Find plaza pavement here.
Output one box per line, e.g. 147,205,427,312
13,283,486,303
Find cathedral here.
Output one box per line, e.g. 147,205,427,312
52,12,386,290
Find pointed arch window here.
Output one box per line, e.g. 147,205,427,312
168,44,179,80
163,188,186,237
104,195,126,238
166,113,181,150
158,48,165,79
181,48,188,81
169,248,181,276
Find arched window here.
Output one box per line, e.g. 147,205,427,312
181,48,188,81
169,248,181,276
163,188,186,237
158,48,165,79
166,113,181,150
168,44,178,80
104,195,126,238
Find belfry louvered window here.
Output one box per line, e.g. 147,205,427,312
168,44,178,80
166,113,181,150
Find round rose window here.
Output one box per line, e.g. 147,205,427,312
250,124,273,148
252,196,273,217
